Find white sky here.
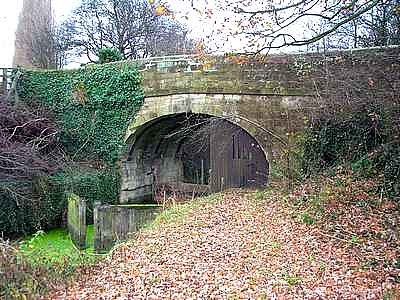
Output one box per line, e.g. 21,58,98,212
0,0,80,67
0,0,308,67
0,0,233,67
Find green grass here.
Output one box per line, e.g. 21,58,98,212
146,193,223,229
20,225,94,253
18,225,99,275
281,272,303,286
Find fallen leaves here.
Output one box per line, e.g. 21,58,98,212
47,179,399,299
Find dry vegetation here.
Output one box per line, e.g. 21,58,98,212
47,174,399,299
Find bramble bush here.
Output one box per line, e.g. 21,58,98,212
301,105,400,200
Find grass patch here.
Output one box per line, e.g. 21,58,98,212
147,193,223,229
299,212,316,225
18,225,99,276
2,226,100,299
281,273,303,286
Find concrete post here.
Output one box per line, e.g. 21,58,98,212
67,193,87,250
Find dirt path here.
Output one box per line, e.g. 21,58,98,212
49,190,398,299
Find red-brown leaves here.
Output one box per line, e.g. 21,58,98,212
48,180,399,299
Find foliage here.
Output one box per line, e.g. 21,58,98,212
0,101,64,238
98,48,123,64
301,105,400,199
0,226,98,299
302,113,382,170
0,168,119,238
18,62,144,164
0,180,59,238
46,168,121,222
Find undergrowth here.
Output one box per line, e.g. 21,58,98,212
301,105,400,201
0,226,100,299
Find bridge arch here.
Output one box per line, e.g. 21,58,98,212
120,93,279,203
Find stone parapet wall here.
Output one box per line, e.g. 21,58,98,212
93,204,161,253
133,47,399,99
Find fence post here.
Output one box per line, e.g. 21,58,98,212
93,201,101,252
67,193,87,250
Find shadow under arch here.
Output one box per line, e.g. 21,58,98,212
120,112,271,203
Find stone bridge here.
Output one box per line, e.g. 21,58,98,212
120,47,400,202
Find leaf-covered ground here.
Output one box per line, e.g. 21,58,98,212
48,176,399,299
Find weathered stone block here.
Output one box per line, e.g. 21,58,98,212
67,193,86,250
93,204,161,253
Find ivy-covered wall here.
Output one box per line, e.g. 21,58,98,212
18,63,144,164
2,63,145,237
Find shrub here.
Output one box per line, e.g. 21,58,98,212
0,168,120,238
0,101,65,238
44,168,121,222
302,109,385,173
301,106,399,199
98,47,123,64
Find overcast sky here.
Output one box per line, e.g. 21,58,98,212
0,0,80,67
0,0,302,67
0,0,234,67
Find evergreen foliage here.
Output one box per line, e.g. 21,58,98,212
98,48,123,64
18,62,144,164
0,62,144,238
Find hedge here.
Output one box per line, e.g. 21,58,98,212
0,168,121,238
1,62,144,238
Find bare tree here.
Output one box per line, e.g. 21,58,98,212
358,0,400,46
230,0,389,51
62,0,196,62
173,0,398,53
13,0,57,69
54,21,78,68
316,0,400,50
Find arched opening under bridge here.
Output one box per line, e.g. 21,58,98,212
120,113,269,203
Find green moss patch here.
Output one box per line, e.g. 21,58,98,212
19,225,97,273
